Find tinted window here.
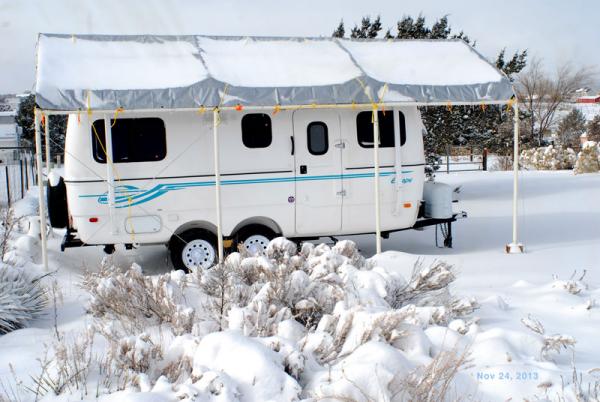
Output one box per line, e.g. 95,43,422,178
242,114,272,148
307,122,328,155
92,118,166,163
356,111,406,148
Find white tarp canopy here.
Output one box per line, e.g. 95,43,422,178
35,34,514,111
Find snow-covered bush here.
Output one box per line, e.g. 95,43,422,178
574,141,600,174
0,265,47,334
81,261,194,334
520,145,577,170
24,238,479,401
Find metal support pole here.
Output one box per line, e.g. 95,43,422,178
373,110,382,254
44,114,51,172
392,108,403,215
5,166,10,207
34,110,49,271
103,115,118,235
506,102,523,253
213,108,224,263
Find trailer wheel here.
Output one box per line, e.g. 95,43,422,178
236,225,276,256
169,229,217,272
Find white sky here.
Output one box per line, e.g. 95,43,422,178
0,0,598,94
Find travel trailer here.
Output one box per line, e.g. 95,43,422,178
36,34,517,271
48,106,452,270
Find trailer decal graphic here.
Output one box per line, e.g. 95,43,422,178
79,171,414,208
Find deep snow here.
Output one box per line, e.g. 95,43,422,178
1,170,600,401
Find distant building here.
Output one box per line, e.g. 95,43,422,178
576,95,600,104
0,111,21,163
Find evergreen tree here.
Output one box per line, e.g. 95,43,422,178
350,16,382,39
15,94,66,158
587,115,600,142
556,109,587,148
332,20,345,38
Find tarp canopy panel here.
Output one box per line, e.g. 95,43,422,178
35,34,514,111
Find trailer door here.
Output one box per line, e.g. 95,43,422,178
293,110,343,235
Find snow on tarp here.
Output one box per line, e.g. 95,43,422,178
35,34,514,111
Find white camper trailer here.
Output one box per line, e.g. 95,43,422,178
35,34,519,271
54,107,426,270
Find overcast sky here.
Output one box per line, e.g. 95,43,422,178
0,0,598,94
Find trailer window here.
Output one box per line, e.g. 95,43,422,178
307,122,328,155
356,111,406,148
92,118,166,163
242,114,272,148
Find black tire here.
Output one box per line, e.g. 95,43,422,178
47,176,68,228
169,229,217,272
235,224,276,255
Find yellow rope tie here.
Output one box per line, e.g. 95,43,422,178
214,107,222,126
197,105,206,115
128,196,135,243
480,102,488,111
111,107,124,127
273,104,281,115
217,84,230,109
506,98,516,113
446,101,452,112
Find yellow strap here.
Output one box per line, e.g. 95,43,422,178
111,107,124,127
480,102,487,111
506,98,516,112
197,105,206,115
446,101,452,112
273,104,281,115
128,196,135,243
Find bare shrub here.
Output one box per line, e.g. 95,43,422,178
387,260,456,309
27,329,96,399
392,347,472,402
81,262,193,334
521,314,576,360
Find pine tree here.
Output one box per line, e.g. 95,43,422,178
556,109,587,148
332,20,345,38
430,16,451,39
15,94,66,158
586,115,600,142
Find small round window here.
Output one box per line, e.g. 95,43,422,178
307,122,328,156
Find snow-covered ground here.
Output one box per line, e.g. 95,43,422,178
1,170,600,401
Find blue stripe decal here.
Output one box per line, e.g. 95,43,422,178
80,170,414,208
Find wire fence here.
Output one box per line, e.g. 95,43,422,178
0,147,37,207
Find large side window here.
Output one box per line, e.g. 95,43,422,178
356,111,406,148
242,113,272,148
92,118,166,163
307,122,328,155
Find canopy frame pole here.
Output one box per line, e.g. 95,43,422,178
213,108,224,263
392,108,403,214
44,115,51,172
103,115,118,235
506,101,524,253
34,110,49,271
373,110,382,254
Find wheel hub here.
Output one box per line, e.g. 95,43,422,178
244,234,270,256
182,239,215,270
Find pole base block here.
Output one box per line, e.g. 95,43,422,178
505,242,524,254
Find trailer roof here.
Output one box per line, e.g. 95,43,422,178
35,34,514,111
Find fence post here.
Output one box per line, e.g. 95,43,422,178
24,156,29,191
482,148,488,171
5,166,10,207
20,159,24,199
446,145,450,174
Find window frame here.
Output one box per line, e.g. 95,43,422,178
307,121,329,156
356,110,407,148
241,113,273,149
91,117,167,164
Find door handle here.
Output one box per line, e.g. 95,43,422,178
290,136,295,155
300,165,307,174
